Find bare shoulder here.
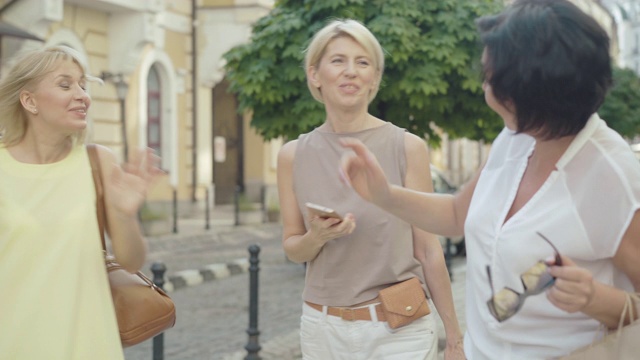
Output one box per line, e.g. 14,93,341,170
278,139,298,163
401,132,431,191
403,131,429,160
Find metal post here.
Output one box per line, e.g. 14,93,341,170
234,186,240,226
260,185,266,223
190,0,198,203
205,188,211,230
244,245,261,360
99,72,128,162
151,262,167,360
172,189,178,234
120,97,128,161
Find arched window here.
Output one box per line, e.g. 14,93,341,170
147,66,162,160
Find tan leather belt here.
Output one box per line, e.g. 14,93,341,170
305,301,386,322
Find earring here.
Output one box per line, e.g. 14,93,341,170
31,108,38,114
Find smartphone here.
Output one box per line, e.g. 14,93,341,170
305,202,343,220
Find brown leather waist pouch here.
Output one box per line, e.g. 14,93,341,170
378,277,430,329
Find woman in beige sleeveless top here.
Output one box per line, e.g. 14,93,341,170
277,19,465,359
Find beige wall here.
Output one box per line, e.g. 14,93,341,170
2,0,278,209
202,0,235,6
51,2,193,203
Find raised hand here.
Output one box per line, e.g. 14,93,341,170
107,148,164,217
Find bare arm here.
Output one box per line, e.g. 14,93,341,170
277,140,356,264
98,145,162,272
403,134,464,359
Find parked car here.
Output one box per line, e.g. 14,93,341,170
431,166,466,258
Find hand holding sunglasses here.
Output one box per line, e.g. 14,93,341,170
486,232,562,322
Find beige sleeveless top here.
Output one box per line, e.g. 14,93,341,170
294,122,427,306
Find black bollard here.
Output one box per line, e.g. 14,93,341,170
205,188,211,230
151,262,167,360
172,189,178,234
244,244,261,360
234,186,241,226
260,185,266,223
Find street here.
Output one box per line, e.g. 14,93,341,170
125,260,306,359
124,221,306,360
122,218,466,360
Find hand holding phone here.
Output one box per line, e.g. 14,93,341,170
305,202,343,220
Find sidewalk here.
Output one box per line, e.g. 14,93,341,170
125,207,467,359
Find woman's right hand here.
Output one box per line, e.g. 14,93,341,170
308,213,356,244
339,137,392,207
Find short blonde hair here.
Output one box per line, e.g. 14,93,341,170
304,19,384,104
0,45,100,147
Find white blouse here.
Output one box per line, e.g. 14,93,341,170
463,114,640,359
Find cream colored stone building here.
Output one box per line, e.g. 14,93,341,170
0,0,278,223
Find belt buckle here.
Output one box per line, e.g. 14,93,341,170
339,308,357,321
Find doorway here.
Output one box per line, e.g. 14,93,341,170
212,79,243,204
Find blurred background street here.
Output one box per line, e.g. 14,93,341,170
122,210,467,360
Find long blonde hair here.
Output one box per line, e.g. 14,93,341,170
0,46,100,147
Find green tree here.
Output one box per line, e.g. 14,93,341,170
224,0,504,145
599,67,640,139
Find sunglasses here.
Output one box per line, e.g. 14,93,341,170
486,232,562,322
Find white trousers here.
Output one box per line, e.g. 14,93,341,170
300,301,438,360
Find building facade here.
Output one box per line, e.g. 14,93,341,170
0,0,277,226
602,0,640,74
0,0,628,226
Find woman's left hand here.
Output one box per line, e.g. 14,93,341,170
107,148,164,217
546,255,596,313
444,337,465,360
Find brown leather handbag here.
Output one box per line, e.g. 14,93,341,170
87,144,176,347
378,277,431,329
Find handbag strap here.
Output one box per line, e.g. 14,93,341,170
615,292,640,333
626,293,640,324
86,144,107,251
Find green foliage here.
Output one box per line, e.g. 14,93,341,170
224,0,505,145
599,67,640,139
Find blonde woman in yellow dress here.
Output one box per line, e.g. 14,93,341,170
0,46,162,359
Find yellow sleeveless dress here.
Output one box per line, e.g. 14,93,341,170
0,145,123,359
